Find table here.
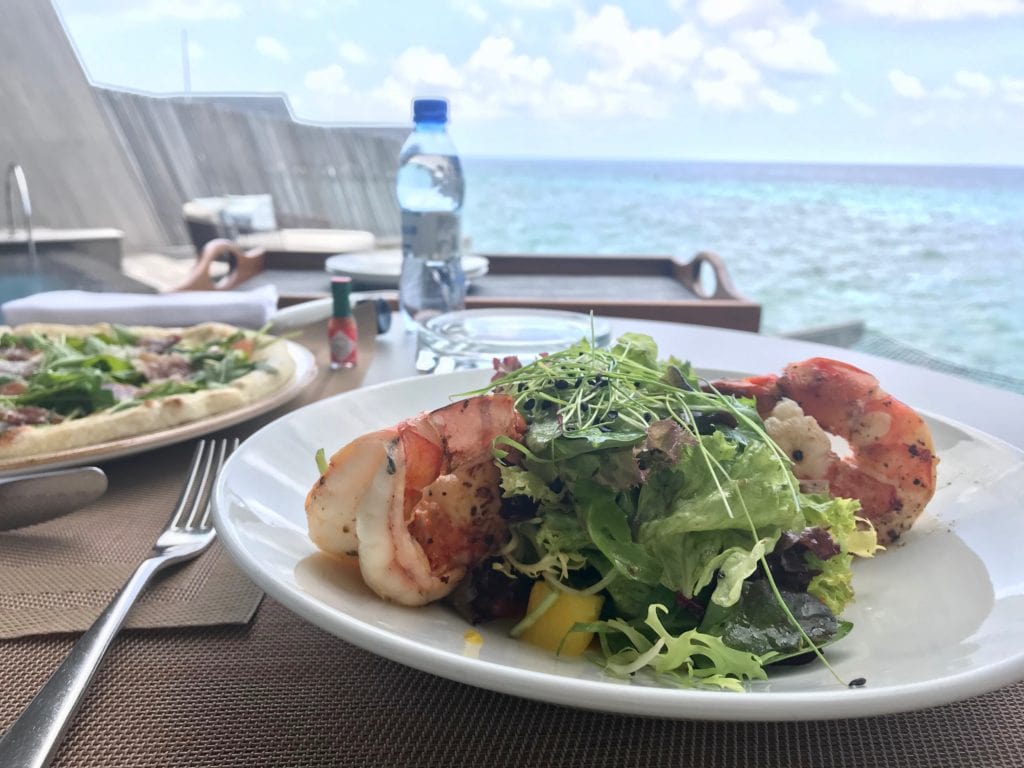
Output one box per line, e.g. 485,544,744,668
3,316,1023,767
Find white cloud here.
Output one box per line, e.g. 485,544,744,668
304,64,350,95
255,36,290,61
467,36,552,84
692,78,747,109
702,47,761,84
954,69,994,96
569,5,703,86
338,41,368,65
732,15,838,74
696,0,776,26
124,0,242,21
365,47,465,117
500,0,564,7
841,90,877,117
302,5,824,124
692,47,765,110
187,40,204,60
1002,76,1024,105
757,87,798,113
393,47,465,89
451,0,488,20
270,0,342,19
545,81,601,115
844,0,1024,19
888,69,926,98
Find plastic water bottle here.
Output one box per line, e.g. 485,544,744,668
396,98,466,328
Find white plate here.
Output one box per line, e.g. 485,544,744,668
212,368,1024,721
325,250,490,288
0,341,317,478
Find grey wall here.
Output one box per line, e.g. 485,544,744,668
0,0,165,250
1,0,407,253
96,90,406,245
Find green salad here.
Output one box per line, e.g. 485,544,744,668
458,333,878,691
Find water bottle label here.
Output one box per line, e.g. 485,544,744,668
401,211,460,260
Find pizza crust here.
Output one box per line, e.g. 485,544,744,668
0,322,297,463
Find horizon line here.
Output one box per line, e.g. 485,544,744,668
460,155,1024,171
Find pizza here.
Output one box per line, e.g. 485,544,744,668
0,321,296,464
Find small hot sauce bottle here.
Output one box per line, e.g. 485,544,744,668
328,276,358,370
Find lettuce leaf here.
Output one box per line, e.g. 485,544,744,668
797,495,877,614
581,603,771,691
800,495,879,558
611,332,660,369
806,552,855,615
499,463,563,506
636,435,804,604
573,480,661,584
699,580,840,657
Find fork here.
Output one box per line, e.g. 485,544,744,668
0,438,237,768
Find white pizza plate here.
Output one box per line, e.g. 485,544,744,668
212,368,1024,721
325,251,490,288
0,341,317,478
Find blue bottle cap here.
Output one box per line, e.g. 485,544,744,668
412,98,448,123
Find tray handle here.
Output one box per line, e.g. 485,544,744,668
675,251,746,301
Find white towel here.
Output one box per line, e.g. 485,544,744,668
1,286,279,330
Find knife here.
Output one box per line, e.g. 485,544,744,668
0,467,108,531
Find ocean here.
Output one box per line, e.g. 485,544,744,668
461,158,1024,381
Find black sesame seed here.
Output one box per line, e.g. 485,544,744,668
555,379,569,390
580,402,589,413
848,677,867,688
792,449,804,462
524,398,535,409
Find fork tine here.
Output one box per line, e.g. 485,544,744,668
182,440,220,530
168,440,212,529
197,438,238,529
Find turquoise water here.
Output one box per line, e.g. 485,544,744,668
461,159,1024,380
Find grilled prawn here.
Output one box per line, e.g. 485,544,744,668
712,357,938,545
305,395,526,606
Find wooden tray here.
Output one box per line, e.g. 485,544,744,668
465,251,760,332
179,247,761,333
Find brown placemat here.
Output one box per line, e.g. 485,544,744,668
2,597,1023,768
0,305,378,639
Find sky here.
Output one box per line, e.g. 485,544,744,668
53,0,1024,165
